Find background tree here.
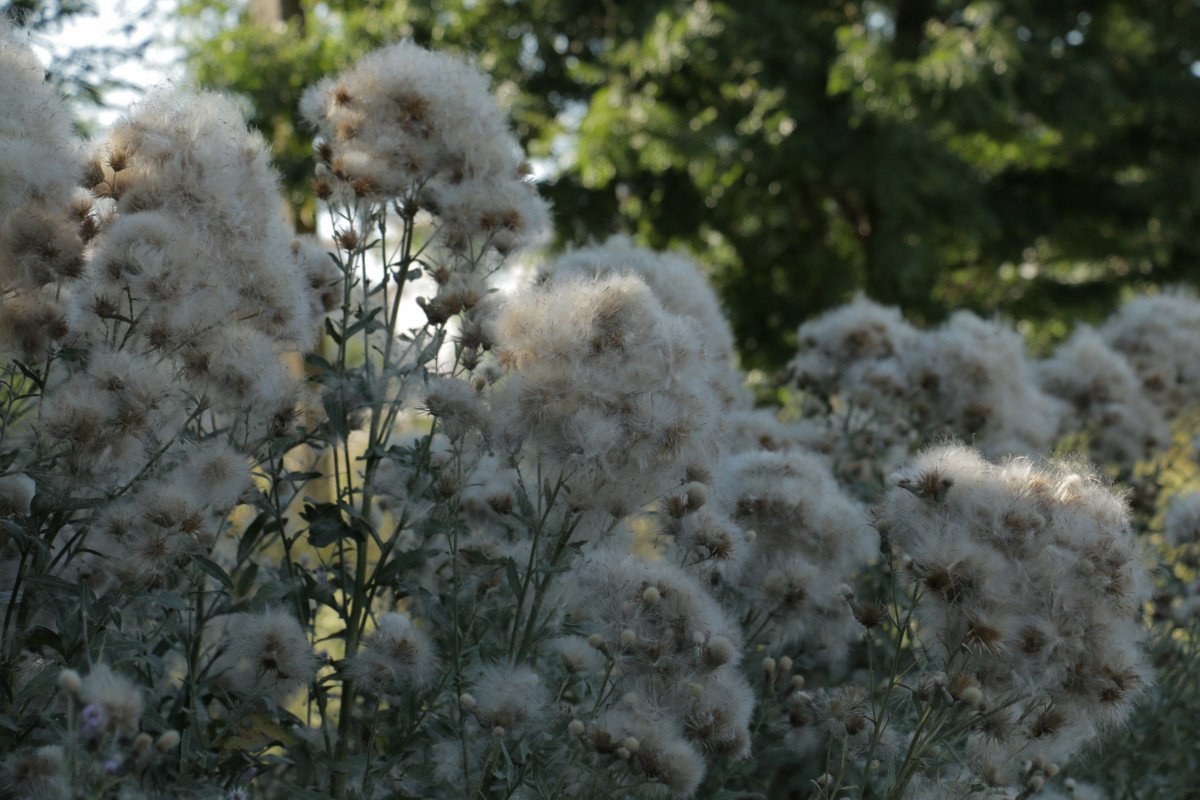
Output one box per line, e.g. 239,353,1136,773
180,0,1200,368
4,0,155,116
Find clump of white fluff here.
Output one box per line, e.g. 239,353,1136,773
79,663,144,735
788,301,1069,475
906,311,1067,457
878,445,1150,786
348,612,438,695
1038,325,1169,468
547,236,743,405
726,408,833,455
85,90,316,350
225,609,317,702
0,27,86,360
466,663,549,735
0,25,82,217
785,298,920,482
1101,290,1200,417
788,295,919,475
790,294,918,406
35,348,180,489
0,473,35,516
565,549,755,760
301,40,549,256
715,448,877,660
0,745,67,799
490,272,723,512
579,706,709,797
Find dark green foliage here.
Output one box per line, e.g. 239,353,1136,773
180,1,1200,366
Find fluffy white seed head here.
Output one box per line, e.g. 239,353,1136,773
467,664,549,734
87,90,316,348
79,664,144,735
547,236,744,405
905,311,1067,458
1038,325,1169,467
301,41,549,256
348,612,438,695
490,273,724,511
1102,290,1200,415
879,444,1151,779
0,473,35,516
227,609,317,701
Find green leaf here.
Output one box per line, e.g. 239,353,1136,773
504,557,523,599
192,554,234,589
237,512,269,566
303,352,336,383
322,390,349,438
301,502,361,548
344,306,383,338
22,626,64,656
373,547,429,587
16,663,58,705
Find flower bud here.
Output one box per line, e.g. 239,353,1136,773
705,635,735,666
57,669,82,696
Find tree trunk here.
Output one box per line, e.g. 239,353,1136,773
249,0,304,27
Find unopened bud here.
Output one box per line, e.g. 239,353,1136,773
155,730,180,752
705,635,735,666
57,669,82,696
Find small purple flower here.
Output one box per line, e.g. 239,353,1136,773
226,788,249,800
81,703,107,736
103,758,121,775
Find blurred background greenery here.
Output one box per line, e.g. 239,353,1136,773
10,0,1200,369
